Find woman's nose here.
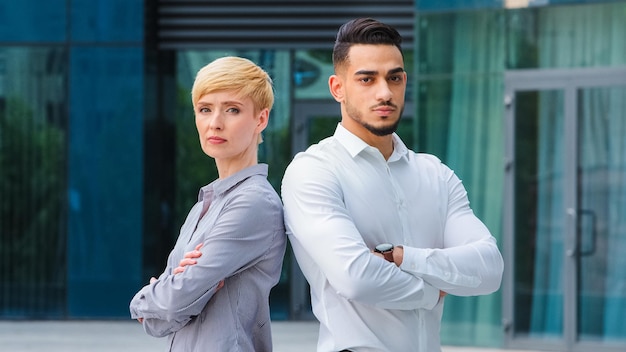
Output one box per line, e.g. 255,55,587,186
207,113,223,130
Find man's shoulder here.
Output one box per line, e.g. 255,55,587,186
290,136,344,164
412,152,442,164
408,152,456,176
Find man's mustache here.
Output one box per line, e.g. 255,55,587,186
371,101,398,109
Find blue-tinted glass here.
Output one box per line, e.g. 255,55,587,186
67,46,144,317
417,0,501,12
0,0,66,42
0,46,67,318
507,2,626,70
417,0,624,12
71,0,143,42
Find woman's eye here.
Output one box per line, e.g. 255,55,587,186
199,107,210,113
226,107,240,113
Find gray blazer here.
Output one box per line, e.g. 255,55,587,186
130,164,287,351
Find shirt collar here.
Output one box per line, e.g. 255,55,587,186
333,123,409,162
198,164,268,201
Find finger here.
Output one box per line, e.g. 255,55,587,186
173,266,184,274
195,243,203,251
184,250,202,259
149,277,157,284
178,258,197,267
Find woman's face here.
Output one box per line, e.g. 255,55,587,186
194,90,268,169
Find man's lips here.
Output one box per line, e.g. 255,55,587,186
373,106,395,116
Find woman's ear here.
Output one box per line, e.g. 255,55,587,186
328,75,344,103
255,108,269,134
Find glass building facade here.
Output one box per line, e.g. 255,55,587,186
0,1,625,350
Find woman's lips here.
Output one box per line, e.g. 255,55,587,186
208,136,226,144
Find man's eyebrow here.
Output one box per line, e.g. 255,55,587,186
388,67,405,75
354,67,405,76
354,69,377,76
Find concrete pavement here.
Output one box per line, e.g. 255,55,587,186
0,320,542,351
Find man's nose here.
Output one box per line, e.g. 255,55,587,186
375,81,393,101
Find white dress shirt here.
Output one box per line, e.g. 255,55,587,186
281,124,503,352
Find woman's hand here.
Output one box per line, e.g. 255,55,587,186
172,243,225,289
173,243,204,274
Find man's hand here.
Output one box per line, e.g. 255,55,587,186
391,245,403,266
373,246,447,300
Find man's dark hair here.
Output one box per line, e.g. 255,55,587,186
332,18,403,70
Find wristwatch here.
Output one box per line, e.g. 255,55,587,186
374,243,394,254
374,243,394,262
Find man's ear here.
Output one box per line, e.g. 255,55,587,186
328,74,344,103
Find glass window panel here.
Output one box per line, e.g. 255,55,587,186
0,46,67,318
513,90,565,339
577,85,626,343
294,50,334,100
418,11,504,76
67,46,144,317
70,0,143,43
0,0,66,42
506,2,626,70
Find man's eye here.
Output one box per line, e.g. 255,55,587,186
361,77,372,83
389,76,402,82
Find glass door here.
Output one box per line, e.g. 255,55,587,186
503,68,626,351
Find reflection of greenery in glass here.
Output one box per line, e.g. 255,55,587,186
513,91,541,333
0,98,66,289
308,117,338,143
174,87,218,228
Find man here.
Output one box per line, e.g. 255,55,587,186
281,18,504,352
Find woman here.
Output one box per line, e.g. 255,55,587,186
130,56,286,352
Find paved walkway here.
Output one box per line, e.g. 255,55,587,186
0,320,541,351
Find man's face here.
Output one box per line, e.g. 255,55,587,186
332,44,406,138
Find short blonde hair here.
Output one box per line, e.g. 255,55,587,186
191,56,274,113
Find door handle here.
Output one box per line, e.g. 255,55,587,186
578,209,597,257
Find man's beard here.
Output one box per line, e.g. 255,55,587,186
345,100,404,136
